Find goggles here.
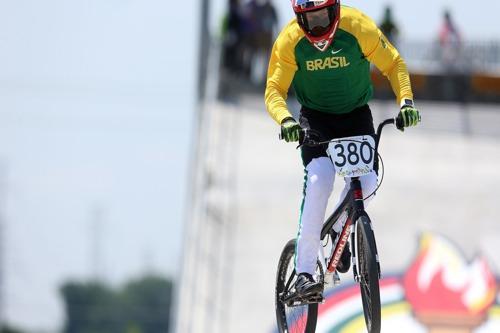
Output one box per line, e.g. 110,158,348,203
302,7,334,37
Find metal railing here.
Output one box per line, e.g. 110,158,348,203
399,40,500,75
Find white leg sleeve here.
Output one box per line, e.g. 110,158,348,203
295,157,335,275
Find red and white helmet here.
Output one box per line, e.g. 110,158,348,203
292,0,340,51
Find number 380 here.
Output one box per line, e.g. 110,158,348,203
333,142,373,168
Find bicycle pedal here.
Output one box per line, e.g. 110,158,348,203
304,293,324,303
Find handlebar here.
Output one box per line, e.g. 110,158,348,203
292,117,403,149
277,117,403,193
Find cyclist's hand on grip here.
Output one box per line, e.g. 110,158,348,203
397,105,421,131
280,118,301,142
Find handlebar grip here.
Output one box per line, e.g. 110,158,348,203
298,129,305,144
278,129,304,142
395,114,405,131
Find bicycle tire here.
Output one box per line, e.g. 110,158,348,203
356,216,381,333
275,239,320,333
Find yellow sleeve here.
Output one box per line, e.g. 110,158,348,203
264,20,300,125
341,8,413,105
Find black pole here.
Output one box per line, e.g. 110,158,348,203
198,0,210,102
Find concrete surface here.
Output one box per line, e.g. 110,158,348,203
224,98,500,333
174,96,500,333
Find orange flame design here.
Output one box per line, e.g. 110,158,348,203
403,233,497,316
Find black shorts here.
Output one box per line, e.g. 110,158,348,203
299,105,375,167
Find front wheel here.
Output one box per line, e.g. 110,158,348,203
275,239,322,333
356,216,381,333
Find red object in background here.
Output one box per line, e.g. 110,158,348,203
403,234,498,332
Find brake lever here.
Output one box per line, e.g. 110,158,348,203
296,129,306,149
297,139,320,149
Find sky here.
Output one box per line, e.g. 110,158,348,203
0,0,197,331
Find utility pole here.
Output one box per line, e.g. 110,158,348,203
0,161,7,327
90,204,105,282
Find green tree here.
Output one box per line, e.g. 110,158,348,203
60,282,124,333
60,275,173,333
0,325,25,333
121,276,172,333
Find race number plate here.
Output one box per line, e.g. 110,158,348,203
327,135,376,177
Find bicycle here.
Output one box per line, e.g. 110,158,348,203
275,117,404,333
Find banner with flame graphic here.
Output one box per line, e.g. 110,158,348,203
273,233,500,333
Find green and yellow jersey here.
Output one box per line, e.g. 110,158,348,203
265,6,414,125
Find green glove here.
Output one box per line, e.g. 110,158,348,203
280,118,301,142
398,105,421,128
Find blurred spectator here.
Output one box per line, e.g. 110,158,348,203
439,9,462,71
242,0,278,85
379,5,399,46
438,10,467,101
221,0,245,74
